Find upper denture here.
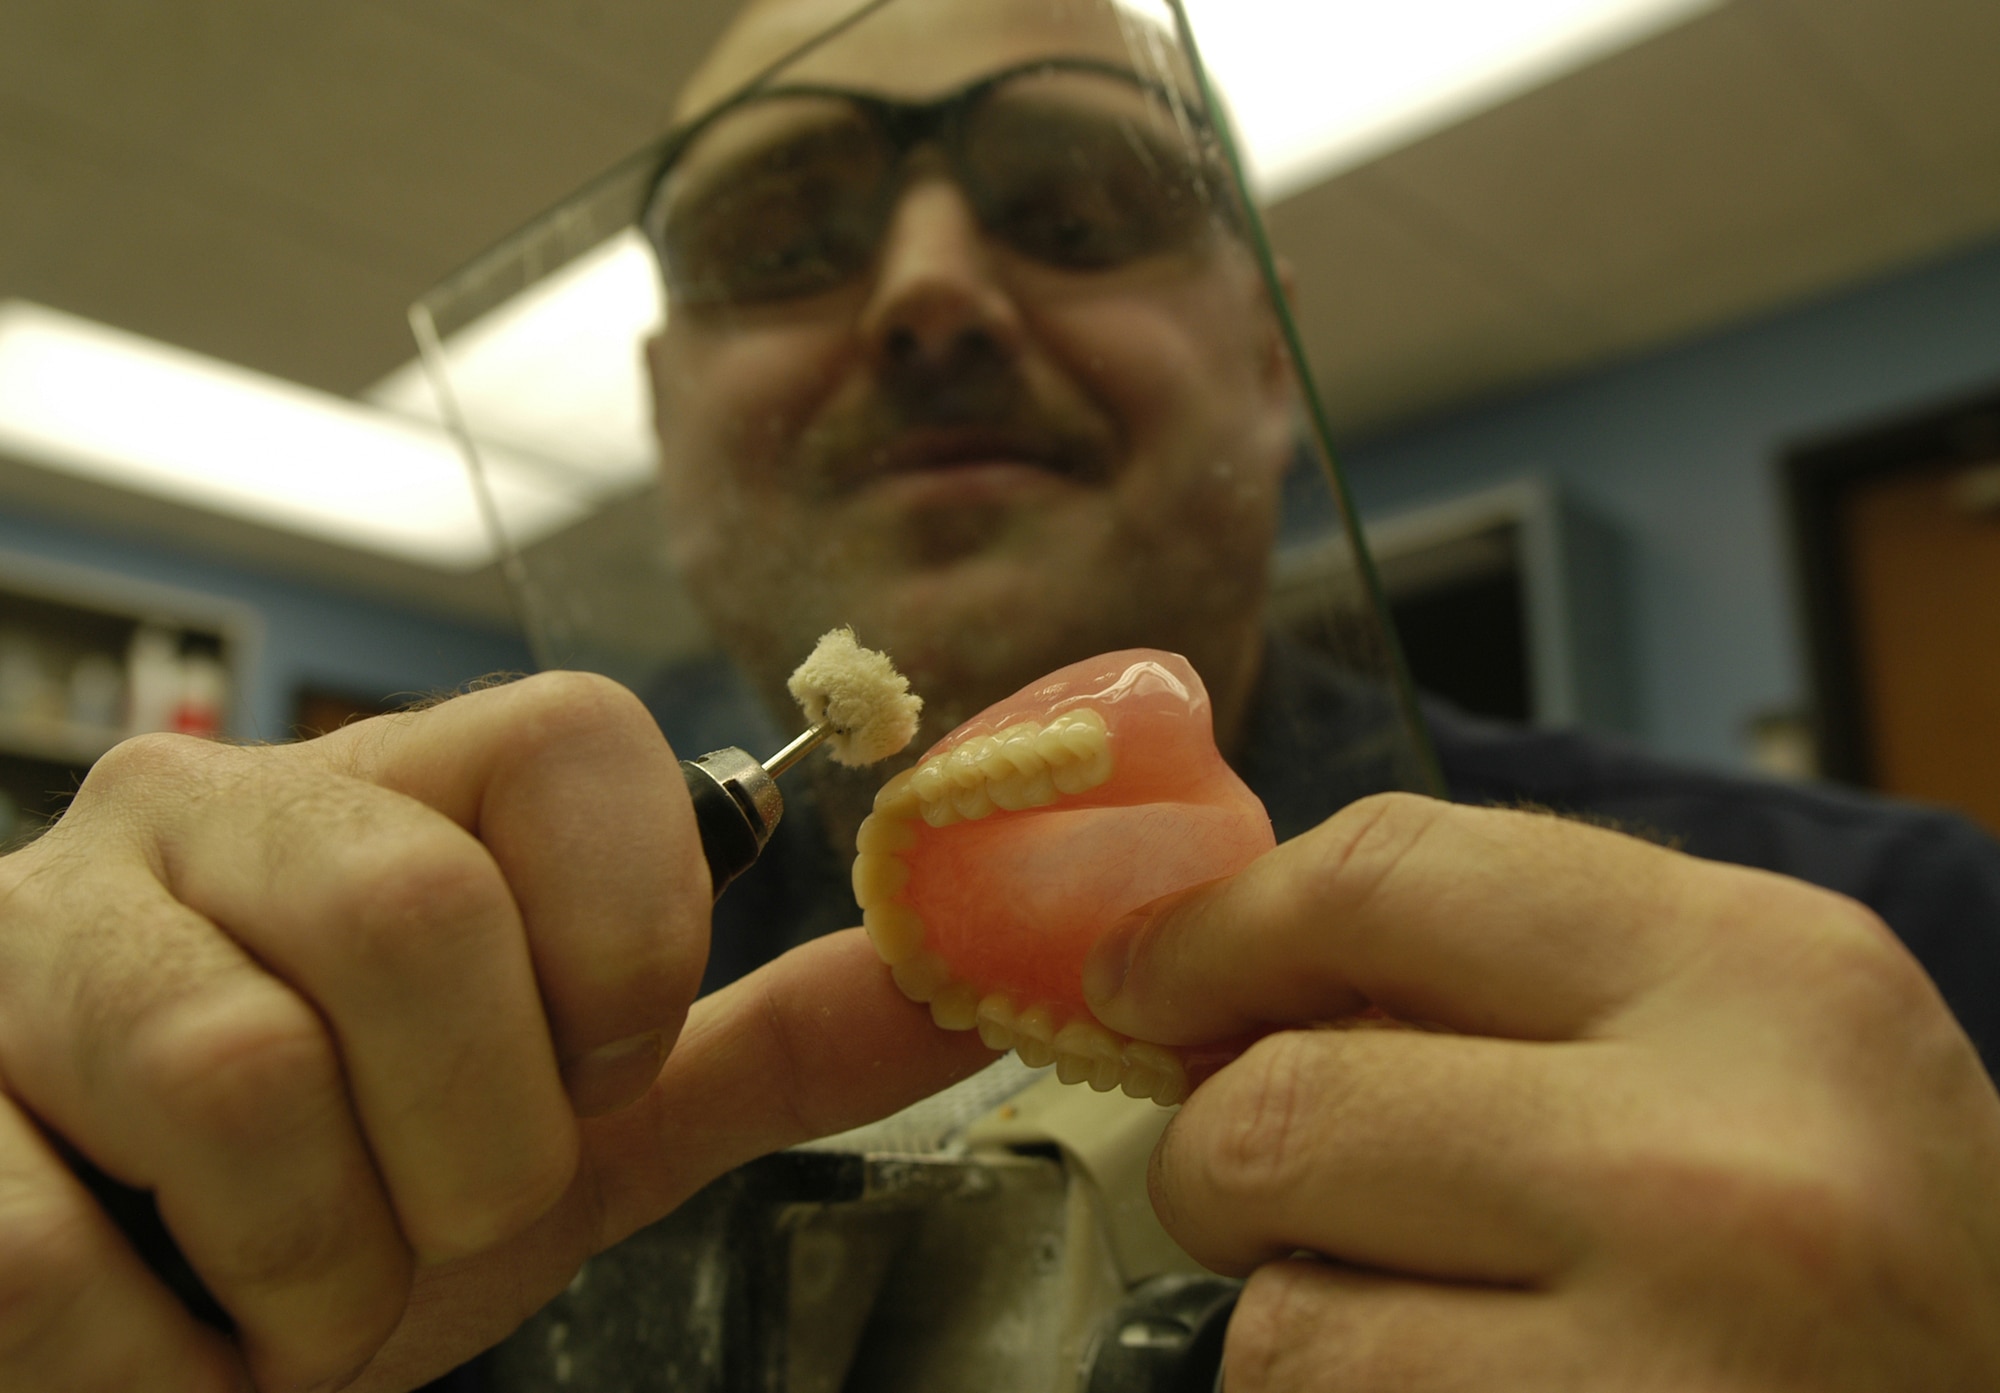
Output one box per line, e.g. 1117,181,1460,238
854,649,1274,1105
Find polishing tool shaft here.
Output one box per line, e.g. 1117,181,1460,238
763,720,831,779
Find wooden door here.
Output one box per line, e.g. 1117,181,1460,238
1841,460,2000,836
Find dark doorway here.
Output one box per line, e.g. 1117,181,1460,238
1383,541,1532,724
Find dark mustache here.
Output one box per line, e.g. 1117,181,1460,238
801,341,1116,491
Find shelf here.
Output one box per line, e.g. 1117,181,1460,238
0,713,125,767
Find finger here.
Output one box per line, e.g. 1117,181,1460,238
1085,793,1729,1046
1223,1258,1556,1393
1150,1028,1589,1283
0,1091,247,1393
155,750,579,1262
302,931,1001,1388
580,929,1000,1248
311,672,710,1111
0,853,413,1391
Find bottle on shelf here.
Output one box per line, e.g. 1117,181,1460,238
171,645,227,739
124,624,185,737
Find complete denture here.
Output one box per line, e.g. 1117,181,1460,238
855,649,1274,1104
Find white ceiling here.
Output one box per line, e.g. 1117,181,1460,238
2,0,1998,617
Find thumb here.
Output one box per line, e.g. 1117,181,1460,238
582,928,997,1249
1082,793,1699,1049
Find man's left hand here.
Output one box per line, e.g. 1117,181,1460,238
1084,794,2000,1390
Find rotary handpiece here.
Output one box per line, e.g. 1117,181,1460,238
681,627,921,898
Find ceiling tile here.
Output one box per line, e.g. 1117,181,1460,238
1262,175,1594,434
0,0,277,154
0,106,135,283
19,177,420,392
1771,0,2000,178
1361,4,1935,309
414,0,738,123
165,3,660,279
1590,186,1980,350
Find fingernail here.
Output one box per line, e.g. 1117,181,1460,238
564,1031,667,1117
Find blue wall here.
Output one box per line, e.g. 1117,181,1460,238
0,512,533,744
1343,235,2000,773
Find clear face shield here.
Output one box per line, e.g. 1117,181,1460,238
395,3,1442,1386
402,0,1435,807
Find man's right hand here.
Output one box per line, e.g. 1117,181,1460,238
0,671,994,1392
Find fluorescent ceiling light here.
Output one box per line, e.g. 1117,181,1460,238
0,301,589,571
368,229,663,495
1174,0,1724,199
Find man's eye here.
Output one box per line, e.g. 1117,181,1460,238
989,178,1152,268
667,174,877,302
1002,207,1121,266
736,233,844,288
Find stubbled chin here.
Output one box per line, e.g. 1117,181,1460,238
796,496,1109,633
867,547,1100,631
694,497,1149,727
850,570,1147,736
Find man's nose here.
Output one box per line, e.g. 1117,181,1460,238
857,174,1025,373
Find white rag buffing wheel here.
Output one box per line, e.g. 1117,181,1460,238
786,627,923,767
681,627,923,898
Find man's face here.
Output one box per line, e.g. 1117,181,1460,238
648,0,1297,744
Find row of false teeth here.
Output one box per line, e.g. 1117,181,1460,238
888,708,1112,828
865,931,1188,1106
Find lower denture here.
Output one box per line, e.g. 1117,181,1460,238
853,649,1275,1105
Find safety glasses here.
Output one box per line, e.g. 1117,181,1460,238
640,56,1239,308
